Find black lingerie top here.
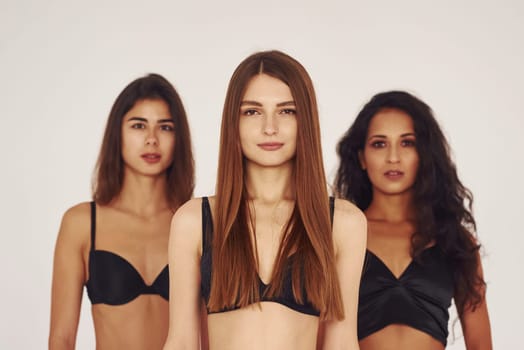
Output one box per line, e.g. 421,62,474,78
199,197,335,316
358,245,454,345
85,202,169,305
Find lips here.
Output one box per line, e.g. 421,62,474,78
384,170,404,179
141,153,161,163
257,142,284,151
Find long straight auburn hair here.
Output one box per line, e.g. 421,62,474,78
92,73,194,210
208,50,343,320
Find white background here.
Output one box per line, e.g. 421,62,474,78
1,0,522,348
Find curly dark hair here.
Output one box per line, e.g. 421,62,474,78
334,90,485,315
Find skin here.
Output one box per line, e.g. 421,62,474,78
163,74,367,350
357,109,492,350
49,99,177,350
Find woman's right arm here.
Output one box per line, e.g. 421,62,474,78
163,199,203,350
49,204,89,350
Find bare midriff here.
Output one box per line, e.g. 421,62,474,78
207,301,319,350
91,296,168,350
359,324,445,350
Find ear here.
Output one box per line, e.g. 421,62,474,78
358,150,366,170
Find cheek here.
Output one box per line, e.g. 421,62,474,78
407,152,420,171
362,150,381,172
284,118,297,139
162,134,176,156
238,122,252,150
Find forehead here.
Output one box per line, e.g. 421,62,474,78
123,99,171,119
242,74,293,101
367,108,414,135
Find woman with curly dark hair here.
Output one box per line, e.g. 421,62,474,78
334,90,492,349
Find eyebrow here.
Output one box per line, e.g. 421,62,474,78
367,133,416,140
127,117,174,123
240,100,295,107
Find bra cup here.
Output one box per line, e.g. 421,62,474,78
199,197,323,316
86,201,169,305
86,250,169,305
358,247,454,345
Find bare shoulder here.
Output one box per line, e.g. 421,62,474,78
171,197,205,229
55,202,92,251
59,202,92,237
333,198,366,227
170,197,209,248
332,198,367,253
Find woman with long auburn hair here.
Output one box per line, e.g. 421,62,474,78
163,50,367,350
49,73,194,350
334,90,492,349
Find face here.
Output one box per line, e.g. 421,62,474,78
359,108,419,197
121,99,175,177
239,74,297,169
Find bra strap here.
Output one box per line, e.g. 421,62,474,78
90,201,96,251
201,197,213,250
329,196,335,226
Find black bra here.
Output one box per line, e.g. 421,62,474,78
358,245,454,345
200,197,335,316
85,202,169,305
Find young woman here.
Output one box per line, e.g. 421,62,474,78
49,73,194,350
163,50,367,350
334,90,492,349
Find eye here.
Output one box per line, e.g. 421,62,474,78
370,140,386,148
279,108,296,116
160,124,174,132
401,139,416,147
131,122,146,129
241,109,260,116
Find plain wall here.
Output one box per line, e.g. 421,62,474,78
1,0,522,348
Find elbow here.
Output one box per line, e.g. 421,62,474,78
162,336,199,350
48,333,75,350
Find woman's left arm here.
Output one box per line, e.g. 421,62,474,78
460,254,493,350
322,199,367,350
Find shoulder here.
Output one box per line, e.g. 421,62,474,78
170,197,210,239
61,202,92,224
332,198,367,254
56,202,92,248
171,197,206,227
332,198,366,228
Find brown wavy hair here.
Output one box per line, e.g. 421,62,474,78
92,73,194,210
208,50,343,320
334,90,485,315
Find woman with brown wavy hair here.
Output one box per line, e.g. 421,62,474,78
334,90,492,349
163,50,367,350
49,73,194,349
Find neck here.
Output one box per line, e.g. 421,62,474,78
365,190,415,223
244,161,295,204
111,170,171,216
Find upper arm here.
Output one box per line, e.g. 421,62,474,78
322,199,367,350
49,203,90,349
163,198,203,350
459,254,493,350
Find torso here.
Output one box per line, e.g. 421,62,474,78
83,202,172,350
201,196,321,350
358,219,452,350
359,324,444,350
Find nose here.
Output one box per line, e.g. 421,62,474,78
386,144,400,163
263,114,278,135
145,130,158,146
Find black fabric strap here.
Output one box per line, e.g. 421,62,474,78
90,201,96,251
329,196,335,226
201,197,212,249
